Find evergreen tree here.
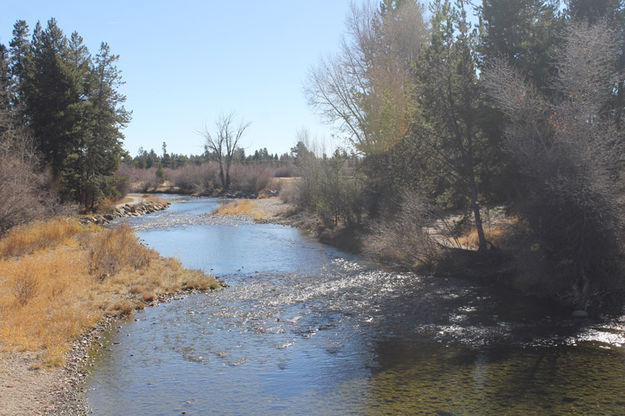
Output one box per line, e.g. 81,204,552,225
478,0,561,93
7,19,130,208
0,44,11,134
414,0,492,250
161,141,170,168
60,31,93,203
8,20,33,125
78,42,130,209
26,19,85,181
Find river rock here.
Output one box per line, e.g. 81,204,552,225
572,310,589,318
80,199,170,225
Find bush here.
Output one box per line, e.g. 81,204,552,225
484,22,625,307
116,164,160,192
166,163,219,194
279,180,300,204
273,166,294,177
118,162,277,195
364,189,450,268
0,131,58,235
229,165,274,193
88,224,154,279
295,155,364,228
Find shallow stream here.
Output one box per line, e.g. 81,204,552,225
86,196,625,415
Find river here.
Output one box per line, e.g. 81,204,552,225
85,196,625,415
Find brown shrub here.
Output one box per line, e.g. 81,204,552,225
364,189,451,268
88,224,154,278
229,165,274,193
279,181,300,204
0,131,58,235
116,164,160,192
273,166,295,177
165,163,219,193
12,270,38,307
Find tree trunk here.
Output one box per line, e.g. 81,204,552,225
472,196,487,251
224,158,231,191
218,157,226,190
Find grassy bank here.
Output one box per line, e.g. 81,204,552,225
0,217,220,367
212,199,270,221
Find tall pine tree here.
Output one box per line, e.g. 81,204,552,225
79,42,129,209
414,0,493,250
7,18,130,208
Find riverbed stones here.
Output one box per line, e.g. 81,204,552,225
79,200,170,225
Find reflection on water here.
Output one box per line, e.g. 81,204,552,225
87,196,625,415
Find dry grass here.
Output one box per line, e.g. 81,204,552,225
455,223,513,249
142,194,167,205
115,196,135,205
212,199,269,221
0,217,88,258
0,218,219,366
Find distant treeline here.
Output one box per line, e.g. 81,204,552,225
124,142,294,170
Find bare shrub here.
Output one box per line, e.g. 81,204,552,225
0,130,58,235
166,163,219,194
295,154,364,228
273,166,294,177
279,181,300,204
229,165,274,194
12,270,38,307
116,164,159,192
483,21,625,307
364,189,453,267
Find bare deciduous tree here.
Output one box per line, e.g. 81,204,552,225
306,1,428,154
203,113,250,191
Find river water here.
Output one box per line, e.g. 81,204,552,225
86,196,625,415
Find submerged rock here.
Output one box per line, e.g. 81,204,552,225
572,310,589,318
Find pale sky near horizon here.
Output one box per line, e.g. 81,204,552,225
1,1,354,157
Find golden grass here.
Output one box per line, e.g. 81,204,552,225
0,217,89,258
142,194,167,205
115,196,136,205
0,218,219,366
455,224,511,249
212,199,269,221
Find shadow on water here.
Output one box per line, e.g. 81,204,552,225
87,196,625,415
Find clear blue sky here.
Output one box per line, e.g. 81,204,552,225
1,1,354,157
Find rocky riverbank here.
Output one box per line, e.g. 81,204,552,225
79,199,169,225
